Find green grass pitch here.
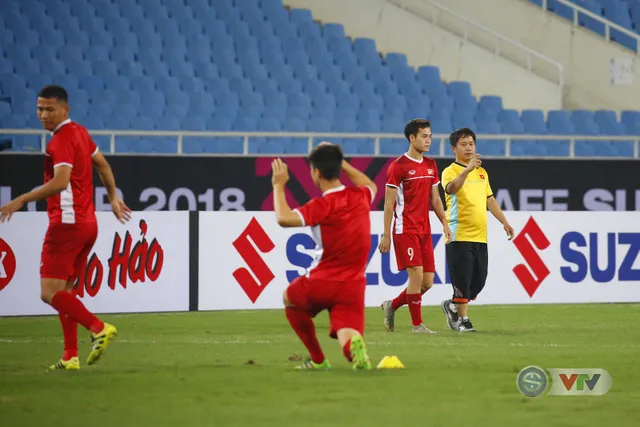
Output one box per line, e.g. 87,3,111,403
1,304,639,426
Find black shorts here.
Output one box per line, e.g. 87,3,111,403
445,241,488,303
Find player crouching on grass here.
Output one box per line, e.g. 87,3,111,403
271,143,376,370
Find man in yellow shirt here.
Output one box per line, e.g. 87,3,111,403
440,128,514,332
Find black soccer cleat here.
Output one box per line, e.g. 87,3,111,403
457,318,476,333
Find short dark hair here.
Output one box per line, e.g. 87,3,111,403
449,128,476,146
38,85,68,102
307,144,344,180
404,118,431,141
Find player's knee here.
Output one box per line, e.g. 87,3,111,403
421,281,433,293
406,266,422,280
40,288,54,304
40,279,65,305
282,290,294,308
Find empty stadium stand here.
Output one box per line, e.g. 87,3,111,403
0,0,639,156
531,0,640,51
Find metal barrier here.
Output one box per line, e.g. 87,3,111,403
537,0,640,52
387,0,565,87
1,128,638,158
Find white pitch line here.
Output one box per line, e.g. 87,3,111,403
0,338,637,349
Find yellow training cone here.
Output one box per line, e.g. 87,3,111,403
377,355,405,369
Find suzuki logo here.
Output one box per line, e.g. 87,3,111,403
0,238,17,292
512,217,551,297
232,218,276,303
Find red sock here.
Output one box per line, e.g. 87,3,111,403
391,289,407,311
407,293,423,326
285,307,325,364
59,313,78,360
342,338,352,362
50,291,103,334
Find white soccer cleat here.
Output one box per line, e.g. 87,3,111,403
381,300,395,332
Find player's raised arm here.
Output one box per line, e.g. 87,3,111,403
92,151,131,223
444,155,480,195
341,159,377,199
272,159,304,227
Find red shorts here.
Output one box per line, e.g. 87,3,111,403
392,233,435,272
40,222,98,282
285,275,366,339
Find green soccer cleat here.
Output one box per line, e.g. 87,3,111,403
48,357,80,371
350,335,372,371
295,358,332,370
87,323,118,366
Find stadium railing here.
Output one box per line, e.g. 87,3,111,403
534,0,640,51
387,0,565,89
0,129,638,158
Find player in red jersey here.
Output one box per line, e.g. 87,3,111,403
272,143,376,370
0,85,131,370
378,119,452,333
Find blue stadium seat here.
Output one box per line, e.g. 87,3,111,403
429,111,453,134
545,110,573,154
476,120,506,156
380,138,409,155
353,38,378,58
452,111,477,130
621,110,640,134
521,110,547,133
547,0,575,20
8,135,42,152
478,96,503,117
289,8,313,25
182,116,208,131
575,0,606,36
298,22,322,39
547,110,574,134
0,100,11,119
180,77,205,95
498,109,525,133
430,94,454,114
322,23,345,40
594,110,625,135
164,105,189,120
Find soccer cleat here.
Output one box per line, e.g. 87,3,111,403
87,323,118,365
457,319,476,333
350,335,372,371
412,323,437,334
48,357,80,371
295,358,332,370
441,299,460,330
381,300,395,332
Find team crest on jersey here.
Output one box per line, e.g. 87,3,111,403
427,169,434,175
480,174,485,179
408,170,416,175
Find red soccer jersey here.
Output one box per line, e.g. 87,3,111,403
44,119,98,225
293,185,373,282
386,153,440,235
